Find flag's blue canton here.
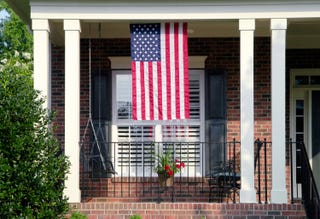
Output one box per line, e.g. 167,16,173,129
130,23,161,62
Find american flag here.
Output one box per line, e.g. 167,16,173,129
130,23,190,120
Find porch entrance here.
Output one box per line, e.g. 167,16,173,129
290,69,320,194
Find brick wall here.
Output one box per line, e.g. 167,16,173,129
51,37,320,204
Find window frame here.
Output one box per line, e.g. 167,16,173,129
111,68,205,176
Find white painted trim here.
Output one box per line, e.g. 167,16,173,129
109,57,131,69
109,56,207,69
32,19,50,31
30,3,320,20
239,19,255,30
64,19,81,31
271,18,287,30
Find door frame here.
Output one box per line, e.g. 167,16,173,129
290,68,320,198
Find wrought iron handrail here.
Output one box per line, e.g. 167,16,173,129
290,140,320,218
79,140,269,203
80,141,244,202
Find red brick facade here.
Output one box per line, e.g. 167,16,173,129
51,37,320,208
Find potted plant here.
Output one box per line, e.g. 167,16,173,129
154,146,185,188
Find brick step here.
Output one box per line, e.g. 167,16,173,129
68,202,307,219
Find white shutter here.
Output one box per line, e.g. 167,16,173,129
117,126,154,176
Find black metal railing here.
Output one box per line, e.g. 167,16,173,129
206,139,241,203
80,140,243,203
290,140,320,218
255,139,270,204
79,139,271,203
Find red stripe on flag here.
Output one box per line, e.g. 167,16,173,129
157,62,163,120
183,23,190,119
140,62,146,120
132,62,137,120
148,62,154,120
174,23,180,119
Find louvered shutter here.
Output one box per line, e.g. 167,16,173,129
90,70,112,177
205,69,227,174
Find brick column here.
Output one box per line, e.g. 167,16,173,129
32,19,51,109
239,19,256,203
270,18,288,203
64,19,81,203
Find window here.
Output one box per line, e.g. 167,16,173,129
112,70,204,176
295,74,320,86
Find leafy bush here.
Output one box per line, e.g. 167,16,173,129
0,59,70,218
70,211,88,219
130,215,142,219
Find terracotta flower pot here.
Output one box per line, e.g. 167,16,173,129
158,173,174,188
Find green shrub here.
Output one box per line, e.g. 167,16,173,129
130,215,142,219
70,211,88,219
0,59,70,218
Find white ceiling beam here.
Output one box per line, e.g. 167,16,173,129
30,3,320,20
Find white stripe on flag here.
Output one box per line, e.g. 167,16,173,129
152,62,159,120
144,62,150,120
169,23,176,120
136,63,142,120
160,23,167,120
178,23,185,119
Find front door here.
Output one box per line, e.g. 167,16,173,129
312,90,320,188
290,69,320,197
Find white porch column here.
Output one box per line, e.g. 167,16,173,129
32,19,51,109
271,19,288,203
239,19,256,203
64,19,81,203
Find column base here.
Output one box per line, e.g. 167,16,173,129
240,189,256,203
271,189,288,203
64,188,81,203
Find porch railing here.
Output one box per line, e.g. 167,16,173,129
290,140,320,218
80,140,270,203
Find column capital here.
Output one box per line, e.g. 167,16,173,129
63,19,81,32
271,19,287,30
239,19,255,31
32,19,50,32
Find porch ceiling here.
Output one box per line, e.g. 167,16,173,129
5,0,320,48
49,19,320,49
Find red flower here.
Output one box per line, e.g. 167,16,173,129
167,170,173,176
176,163,181,169
180,162,185,168
165,165,171,171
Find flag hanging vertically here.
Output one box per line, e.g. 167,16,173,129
130,23,190,120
